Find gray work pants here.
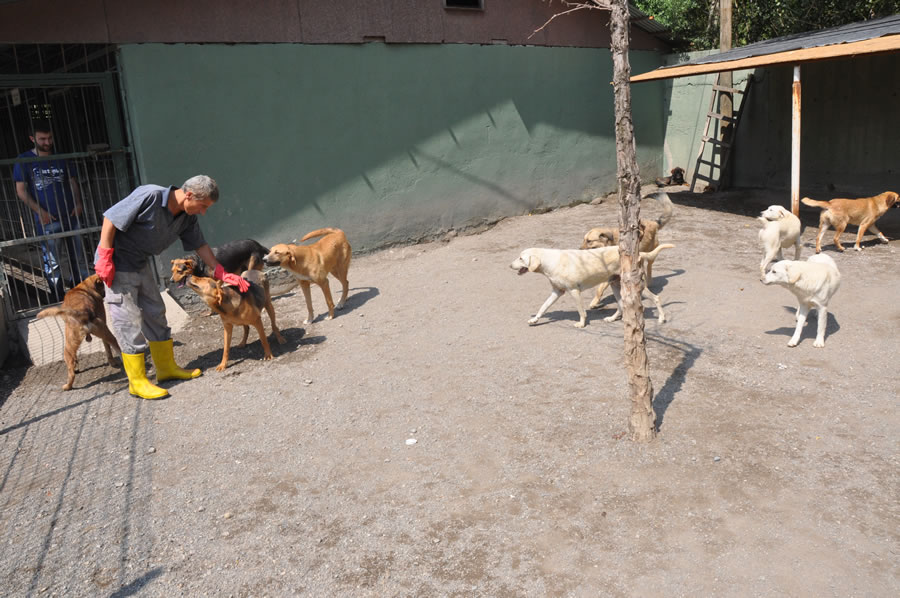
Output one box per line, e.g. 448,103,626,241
105,264,170,354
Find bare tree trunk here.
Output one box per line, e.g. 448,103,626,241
609,0,657,442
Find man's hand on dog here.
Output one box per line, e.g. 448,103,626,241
214,263,250,293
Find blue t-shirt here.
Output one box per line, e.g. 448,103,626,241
101,184,207,272
13,150,77,228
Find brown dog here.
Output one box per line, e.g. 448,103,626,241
580,191,673,308
801,191,899,252
36,274,120,390
170,263,275,371
171,257,285,348
263,228,352,324
655,166,685,187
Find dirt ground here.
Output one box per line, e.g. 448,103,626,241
1,186,898,597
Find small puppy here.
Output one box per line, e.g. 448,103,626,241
511,244,674,328
263,228,352,324
801,191,899,252
757,205,802,276
36,274,120,390
581,191,673,308
761,254,841,348
655,166,685,187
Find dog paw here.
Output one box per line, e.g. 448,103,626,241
62,383,73,391
787,340,799,347
527,317,539,325
853,246,862,251
215,364,227,372
813,339,825,348
263,354,274,361
574,322,586,329
603,315,621,322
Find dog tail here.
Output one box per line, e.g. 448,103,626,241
299,227,344,243
645,191,674,230
36,306,93,327
800,197,830,209
639,243,674,262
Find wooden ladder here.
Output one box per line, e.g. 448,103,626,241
690,73,754,192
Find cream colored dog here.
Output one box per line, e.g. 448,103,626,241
510,244,674,328
757,204,802,276
761,253,841,348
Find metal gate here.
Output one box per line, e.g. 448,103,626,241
0,72,136,320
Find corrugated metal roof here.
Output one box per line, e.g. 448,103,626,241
632,14,900,81
687,13,900,66
628,4,671,37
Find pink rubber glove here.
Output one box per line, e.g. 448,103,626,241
95,247,115,286
214,264,250,293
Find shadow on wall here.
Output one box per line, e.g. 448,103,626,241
120,43,666,252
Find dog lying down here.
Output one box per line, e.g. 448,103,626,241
757,204,802,276
36,274,121,390
511,244,674,328
761,253,841,348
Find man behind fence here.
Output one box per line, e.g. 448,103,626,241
13,119,90,300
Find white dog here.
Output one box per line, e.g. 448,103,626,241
758,204,802,276
510,244,674,328
761,254,841,348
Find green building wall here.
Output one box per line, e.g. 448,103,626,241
118,43,665,257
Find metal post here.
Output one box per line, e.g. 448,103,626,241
791,65,801,215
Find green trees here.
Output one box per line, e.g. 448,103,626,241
634,0,900,50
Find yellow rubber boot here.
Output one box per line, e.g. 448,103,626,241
121,353,168,399
149,339,201,382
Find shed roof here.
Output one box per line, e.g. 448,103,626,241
632,14,900,82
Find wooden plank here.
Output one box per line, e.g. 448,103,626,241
632,35,900,82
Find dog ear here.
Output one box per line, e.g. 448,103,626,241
527,255,541,272
788,270,802,285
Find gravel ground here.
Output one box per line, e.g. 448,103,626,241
1,187,898,597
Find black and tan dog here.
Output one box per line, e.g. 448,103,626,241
172,253,284,347
36,274,120,390
171,259,280,371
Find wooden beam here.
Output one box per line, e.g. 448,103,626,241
631,35,900,82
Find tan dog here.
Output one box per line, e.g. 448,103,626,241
36,274,120,390
171,257,285,347
757,205,802,276
801,191,898,252
170,265,275,371
263,228,352,324
761,254,841,348
510,244,674,328
580,191,674,308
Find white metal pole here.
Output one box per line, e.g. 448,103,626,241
791,65,801,215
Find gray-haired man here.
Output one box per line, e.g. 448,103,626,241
94,175,249,399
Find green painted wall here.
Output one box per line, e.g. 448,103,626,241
118,43,665,258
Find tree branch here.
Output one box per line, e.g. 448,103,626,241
530,1,613,39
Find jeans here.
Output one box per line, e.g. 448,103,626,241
38,219,90,297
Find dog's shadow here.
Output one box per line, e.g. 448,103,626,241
586,268,686,312
765,306,841,344
178,326,323,374
275,286,380,324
